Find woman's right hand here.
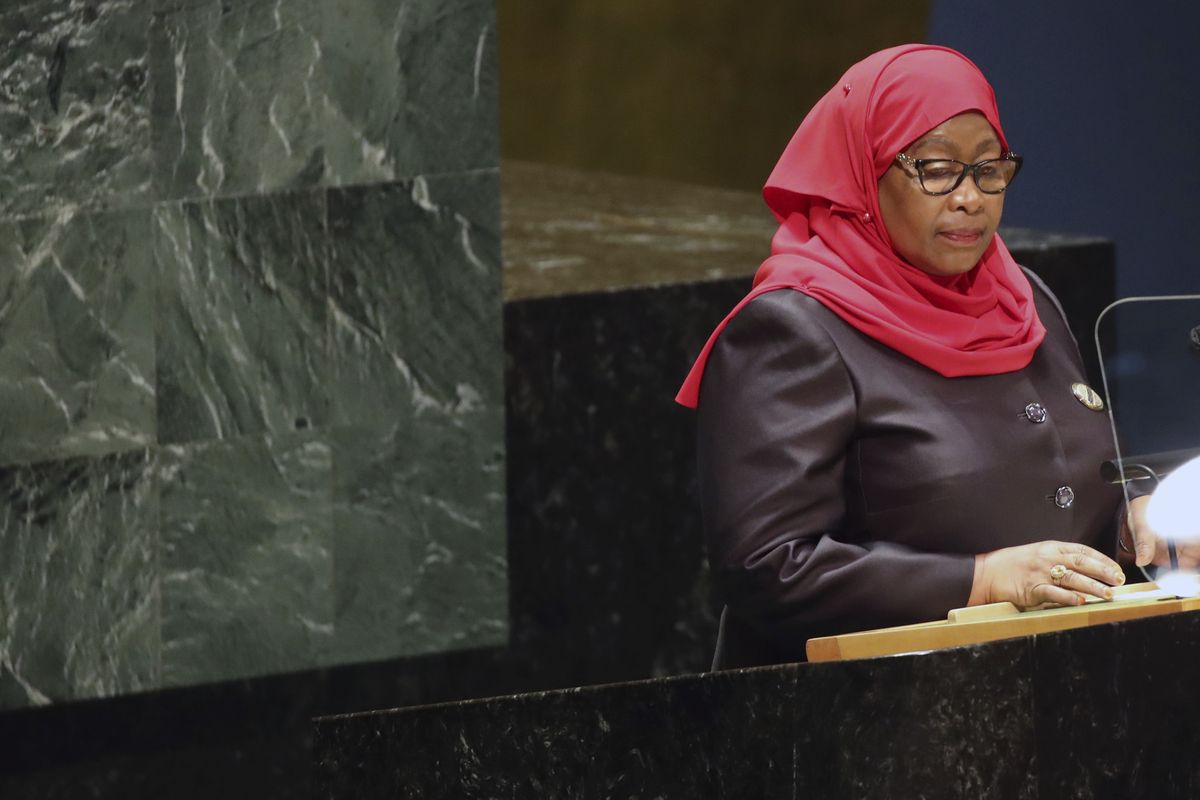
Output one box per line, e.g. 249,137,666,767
969,541,1126,609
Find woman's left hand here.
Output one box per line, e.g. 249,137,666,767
1124,495,1200,569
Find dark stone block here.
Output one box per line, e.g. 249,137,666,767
794,642,1037,799
315,666,798,799
1032,611,1200,799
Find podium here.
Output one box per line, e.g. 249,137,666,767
315,602,1200,799
807,580,1200,661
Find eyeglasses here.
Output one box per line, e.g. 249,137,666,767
894,152,1023,196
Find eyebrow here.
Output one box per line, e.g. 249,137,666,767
910,135,1003,158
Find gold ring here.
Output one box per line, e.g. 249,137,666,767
1050,564,1069,584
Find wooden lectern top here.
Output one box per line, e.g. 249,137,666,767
806,580,1200,662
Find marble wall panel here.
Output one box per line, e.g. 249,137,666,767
150,0,326,200
318,0,499,185
326,172,500,429
154,190,327,444
159,432,333,686
0,0,505,730
325,171,506,664
151,0,498,201
0,0,152,218
0,207,155,466
0,450,157,708
327,418,506,665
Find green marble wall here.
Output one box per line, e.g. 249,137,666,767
0,0,505,709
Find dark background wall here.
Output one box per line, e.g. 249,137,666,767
928,1,1200,297
497,0,930,189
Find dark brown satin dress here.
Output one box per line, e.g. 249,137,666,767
697,270,1123,668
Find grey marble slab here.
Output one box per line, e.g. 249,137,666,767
326,417,506,666
151,0,498,202
318,0,498,185
154,190,328,445
0,0,152,218
323,172,505,662
0,207,155,467
150,0,326,200
326,171,501,431
159,432,333,686
0,449,157,710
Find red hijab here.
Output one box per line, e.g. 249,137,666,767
676,44,1045,408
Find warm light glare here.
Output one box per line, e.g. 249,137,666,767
1145,456,1200,542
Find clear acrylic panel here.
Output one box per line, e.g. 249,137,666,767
1096,295,1200,587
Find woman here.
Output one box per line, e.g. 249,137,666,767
677,44,1171,669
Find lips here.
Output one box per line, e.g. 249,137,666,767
937,228,984,245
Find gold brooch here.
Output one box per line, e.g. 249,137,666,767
1071,382,1105,411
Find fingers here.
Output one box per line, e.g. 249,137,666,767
1058,544,1124,587
1176,542,1200,570
1126,496,1157,567
1031,582,1087,608
1052,565,1115,601
985,541,1133,612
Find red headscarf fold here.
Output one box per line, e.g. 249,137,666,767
676,44,1045,408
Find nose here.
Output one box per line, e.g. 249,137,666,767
949,171,986,214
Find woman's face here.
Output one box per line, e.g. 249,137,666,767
877,112,1006,278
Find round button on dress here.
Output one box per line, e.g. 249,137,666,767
1054,486,1075,509
1024,402,1047,424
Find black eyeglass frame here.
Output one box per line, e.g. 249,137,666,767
893,152,1024,196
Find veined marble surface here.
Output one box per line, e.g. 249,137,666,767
159,432,333,687
155,189,328,444
318,0,499,185
152,0,498,201
328,172,501,430
326,171,506,663
0,450,158,708
0,207,155,466
0,0,151,217
0,0,498,216
0,0,506,709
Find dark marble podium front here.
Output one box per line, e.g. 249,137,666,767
315,609,1200,799
0,162,1124,797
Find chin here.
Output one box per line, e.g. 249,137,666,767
924,247,988,277
941,261,981,276
919,259,979,278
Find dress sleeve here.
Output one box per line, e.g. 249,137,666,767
696,290,976,652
